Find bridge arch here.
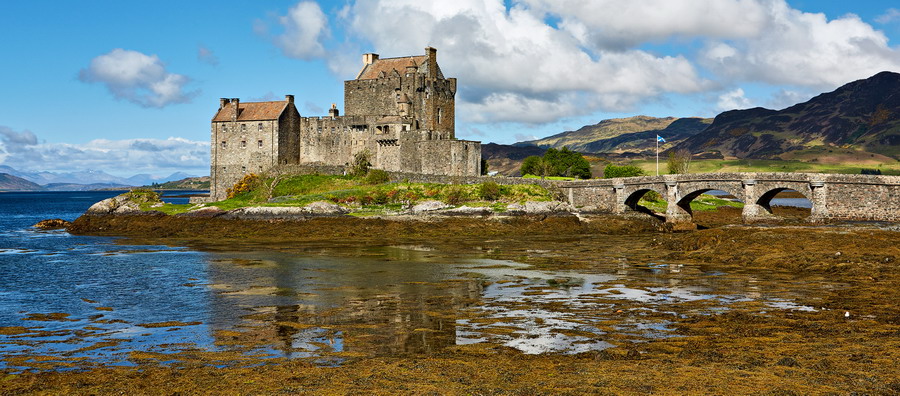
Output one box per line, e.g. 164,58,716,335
623,188,668,220
674,187,745,222
751,187,813,221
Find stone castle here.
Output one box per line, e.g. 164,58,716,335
208,47,481,200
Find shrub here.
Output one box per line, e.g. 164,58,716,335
444,186,468,205
372,190,389,205
667,149,693,174
125,188,161,204
226,173,260,199
642,191,663,202
478,181,501,201
349,150,372,177
364,168,390,184
603,164,644,178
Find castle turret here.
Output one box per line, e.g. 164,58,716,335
328,103,339,119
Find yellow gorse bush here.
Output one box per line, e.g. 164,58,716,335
226,173,259,199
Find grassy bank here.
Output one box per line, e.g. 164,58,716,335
142,173,555,216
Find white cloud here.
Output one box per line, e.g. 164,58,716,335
700,1,900,88
197,45,219,66
270,0,900,127
717,88,754,111
523,0,769,49
876,8,900,24
344,0,711,123
274,1,329,59
0,126,208,175
79,49,197,108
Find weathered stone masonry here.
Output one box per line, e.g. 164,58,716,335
557,173,900,223
208,47,480,200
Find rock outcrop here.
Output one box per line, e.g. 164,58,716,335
33,219,71,229
85,194,142,215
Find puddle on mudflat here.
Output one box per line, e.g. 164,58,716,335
1,241,827,371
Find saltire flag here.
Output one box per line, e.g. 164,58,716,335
657,135,666,143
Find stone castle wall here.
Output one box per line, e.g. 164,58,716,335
208,48,478,200
210,119,281,201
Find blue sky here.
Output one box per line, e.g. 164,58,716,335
1,0,899,177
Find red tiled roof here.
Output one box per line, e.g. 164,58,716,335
356,56,426,80
212,101,288,122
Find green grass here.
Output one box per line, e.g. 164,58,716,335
522,174,577,181
190,174,553,214
628,158,900,175
141,203,194,215
638,194,745,213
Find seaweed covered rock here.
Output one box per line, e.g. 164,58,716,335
33,218,71,229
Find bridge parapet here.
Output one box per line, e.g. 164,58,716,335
556,172,900,224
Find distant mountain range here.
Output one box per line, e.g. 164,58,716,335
677,71,900,162
0,165,201,191
513,71,900,163
517,116,712,153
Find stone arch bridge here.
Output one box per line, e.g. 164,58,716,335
553,173,900,224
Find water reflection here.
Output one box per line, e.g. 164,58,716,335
1,240,823,370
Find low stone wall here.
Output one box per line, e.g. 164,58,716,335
386,171,559,189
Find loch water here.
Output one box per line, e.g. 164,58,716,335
0,191,829,371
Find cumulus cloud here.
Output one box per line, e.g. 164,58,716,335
523,0,769,49
197,45,219,66
699,1,900,88
269,0,900,127
345,0,711,123
273,1,329,59
79,49,198,108
717,88,754,111
0,126,208,175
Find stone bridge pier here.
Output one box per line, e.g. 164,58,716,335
560,173,900,225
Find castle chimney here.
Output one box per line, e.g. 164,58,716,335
285,94,294,104
230,98,239,122
219,98,229,109
363,53,379,65
328,103,339,119
425,47,437,78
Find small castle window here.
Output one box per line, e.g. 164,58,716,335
331,127,335,133
241,166,246,173
240,140,246,148
437,108,442,124
258,140,263,148
221,141,227,149
241,124,246,132
258,123,263,131
222,166,226,172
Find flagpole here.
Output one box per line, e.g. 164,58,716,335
656,137,659,176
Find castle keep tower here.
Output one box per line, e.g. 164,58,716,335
208,48,480,201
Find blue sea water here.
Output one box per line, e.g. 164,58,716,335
0,191,827,372
0,191,217,368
